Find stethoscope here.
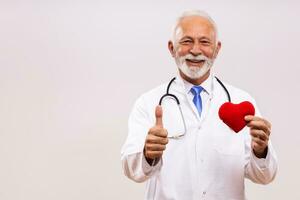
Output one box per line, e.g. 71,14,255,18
158,76,231,139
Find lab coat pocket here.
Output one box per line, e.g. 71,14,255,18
161,97,186,139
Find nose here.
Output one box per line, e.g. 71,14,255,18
190,42,202,56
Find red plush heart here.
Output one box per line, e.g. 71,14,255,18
218,101,255,133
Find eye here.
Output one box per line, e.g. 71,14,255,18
200,40,211,46
180,40,193,45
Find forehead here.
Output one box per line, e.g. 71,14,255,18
177,16,216,39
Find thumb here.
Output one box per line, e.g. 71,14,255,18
155,105,163,127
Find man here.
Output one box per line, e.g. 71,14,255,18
121,10,277,200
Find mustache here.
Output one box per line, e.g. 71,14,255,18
182,54,210,61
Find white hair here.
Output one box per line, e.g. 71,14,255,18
171,10,219,45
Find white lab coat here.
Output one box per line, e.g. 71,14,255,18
121,74,278,200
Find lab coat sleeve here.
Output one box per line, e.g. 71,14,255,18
122,152,162,183
244,139,278,184
244,99,278,184
121,95,162,183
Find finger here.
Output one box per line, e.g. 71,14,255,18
250,129,269,141
149,127,168,138
145,151,163,159
155,105,163,127
244,115,254,122
246,116,271,129
146,134,169,145
246,119,270,135
145,143,166,151
252,141,268,157
252,143,265,154
245,115,263,121
252,137,266,147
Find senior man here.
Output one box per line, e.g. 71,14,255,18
121,10,277,200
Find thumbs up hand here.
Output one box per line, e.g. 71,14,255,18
144,106,169,163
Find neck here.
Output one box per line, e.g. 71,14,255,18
179,70,210,85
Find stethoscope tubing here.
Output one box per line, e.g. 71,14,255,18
159,76,231,106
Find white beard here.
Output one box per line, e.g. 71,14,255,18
175,54,214,79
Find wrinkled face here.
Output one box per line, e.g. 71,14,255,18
169,16,221,81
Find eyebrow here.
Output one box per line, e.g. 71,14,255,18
180,36,212,41
180,36,193,41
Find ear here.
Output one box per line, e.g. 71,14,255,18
213,41,222,59
168,41,176,57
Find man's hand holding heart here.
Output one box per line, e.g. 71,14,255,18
218,101,272,158
245,115,272,158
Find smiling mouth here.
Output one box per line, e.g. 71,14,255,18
186,59,205,64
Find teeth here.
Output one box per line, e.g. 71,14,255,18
187,59,203,63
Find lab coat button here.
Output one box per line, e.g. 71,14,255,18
202,191,206,195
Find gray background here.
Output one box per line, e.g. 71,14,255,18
0,0,299,199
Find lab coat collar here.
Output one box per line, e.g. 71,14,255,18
174,72,214,97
